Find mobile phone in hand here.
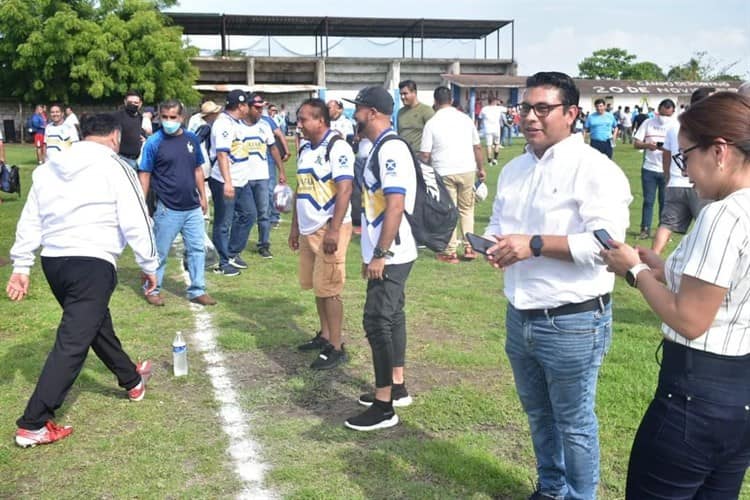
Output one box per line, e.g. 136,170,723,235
465,233,495,255
594,229,614,250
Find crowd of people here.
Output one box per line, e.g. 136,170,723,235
5,73,750,499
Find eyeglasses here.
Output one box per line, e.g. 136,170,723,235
672,144,701,172
519,102,567,117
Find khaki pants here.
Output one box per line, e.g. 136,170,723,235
441,171,476,254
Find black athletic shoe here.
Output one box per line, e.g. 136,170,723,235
345,401,399,431
258,247,273,259
229,255,248,269
357,383,413,408
297,331,330,352
310,344,348,370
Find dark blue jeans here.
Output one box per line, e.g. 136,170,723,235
641,169,665,232
626,341,750,499
209,178,255,266
590,139,613,159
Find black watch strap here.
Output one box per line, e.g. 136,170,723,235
530,235,543,257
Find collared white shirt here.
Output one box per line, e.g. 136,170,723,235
420,106,480,177
485,134,632,309
663,189,750,356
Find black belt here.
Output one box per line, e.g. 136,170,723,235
521,293,610,319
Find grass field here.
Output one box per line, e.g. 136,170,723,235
0,138,747,499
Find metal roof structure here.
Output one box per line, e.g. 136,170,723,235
165,13,514,59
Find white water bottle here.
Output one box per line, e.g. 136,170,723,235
172,331,188,376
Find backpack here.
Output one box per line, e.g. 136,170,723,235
369,135,457,253
0,163,21,196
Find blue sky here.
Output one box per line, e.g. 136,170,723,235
168,0,750,79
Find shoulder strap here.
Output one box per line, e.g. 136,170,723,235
324,133,343,162
369,134,410,185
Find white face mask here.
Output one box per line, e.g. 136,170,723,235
658,114,675,125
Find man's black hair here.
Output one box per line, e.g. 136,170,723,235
433,86,452,106
124,89,142,100
525,72,580,107
159,99,184,115
80,113,121,138
300,98,331,127
658,98,675,110
398,80,417,92
690,87,715,105
594,98,606,107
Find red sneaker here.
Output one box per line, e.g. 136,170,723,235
15,421,73,448
128,360,152,402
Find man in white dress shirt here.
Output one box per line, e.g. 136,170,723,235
484,72,632,500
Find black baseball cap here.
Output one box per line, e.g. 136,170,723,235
226,89,248,106
344,86,394,115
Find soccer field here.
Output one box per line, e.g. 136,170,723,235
1,140,747,499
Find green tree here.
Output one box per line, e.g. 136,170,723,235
0,0,199,104
621,61,666,81
578,48,637,79
666,51,743,82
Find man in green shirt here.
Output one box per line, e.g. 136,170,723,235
397,80,434,152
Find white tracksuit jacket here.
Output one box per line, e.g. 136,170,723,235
10,140,158,275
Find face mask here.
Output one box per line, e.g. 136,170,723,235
658,114,674,125
161,120,181,135
125,103,139,115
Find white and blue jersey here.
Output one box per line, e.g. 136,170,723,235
295,130,355,235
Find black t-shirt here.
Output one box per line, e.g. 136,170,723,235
115,109,143,158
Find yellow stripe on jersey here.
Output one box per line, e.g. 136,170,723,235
296,172,336,210
229,137,268,162
363,188,387,227
45,135,75,151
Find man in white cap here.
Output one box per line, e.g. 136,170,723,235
188,100,222,133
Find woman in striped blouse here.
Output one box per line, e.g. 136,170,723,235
602,91,750,499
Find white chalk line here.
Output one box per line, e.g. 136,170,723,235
184,269,276,499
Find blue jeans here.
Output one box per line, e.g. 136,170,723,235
589,139,613,159
238,179,270,250
501,125,512,146
267,165,280,225
626,341,750,499
505,302,613,500
152,201,206,299
641,169,665,231
209,178,254,266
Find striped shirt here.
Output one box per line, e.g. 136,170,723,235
663,188,750,355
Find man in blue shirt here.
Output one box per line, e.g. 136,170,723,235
138,100,216,307
260,108,290,229
583,99,618,159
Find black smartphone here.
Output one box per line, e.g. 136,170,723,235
594,229,614,250
656,141,664,148
465,233,495,255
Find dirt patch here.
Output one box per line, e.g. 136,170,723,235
218,319,511,426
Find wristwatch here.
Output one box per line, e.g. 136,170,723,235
529,235,543,257
372,246,394,259
626,263,651,288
